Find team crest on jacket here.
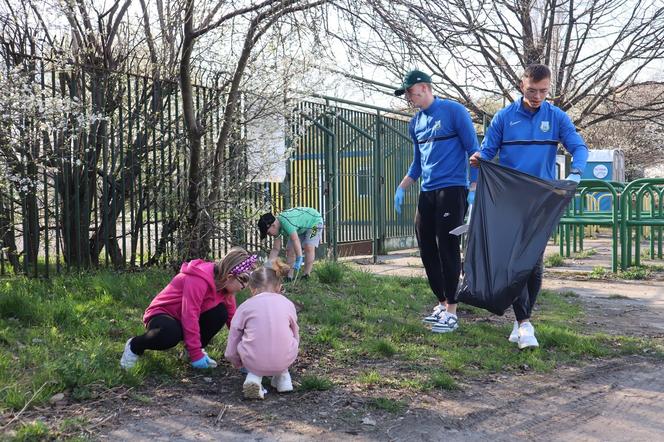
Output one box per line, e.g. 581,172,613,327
540,121,551,132
432,120,441,131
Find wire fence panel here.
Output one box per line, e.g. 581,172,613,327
0,52,421,277
266,98,416,259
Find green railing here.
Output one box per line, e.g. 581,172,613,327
558,180,621,272
620,178,664,269
556,178,664,272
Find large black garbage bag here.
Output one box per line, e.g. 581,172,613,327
456,159,576,315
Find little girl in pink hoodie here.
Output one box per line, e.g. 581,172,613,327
225,259,299,399
120,247,257,370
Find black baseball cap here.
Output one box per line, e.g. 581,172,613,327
394,70,432,96
258,212,276,239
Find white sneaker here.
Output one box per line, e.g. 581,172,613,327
423,303,447,324
431,312,459,333
271,370,294,393
243,373,266,399
508,321,519,343
517,322,539,350
120,338,139,369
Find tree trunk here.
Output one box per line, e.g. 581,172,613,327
180,0,208,259
0,193,20,272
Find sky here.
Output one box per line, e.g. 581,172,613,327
309,0,664,111
2,0,662,115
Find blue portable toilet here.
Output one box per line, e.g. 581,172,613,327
582,149,625,211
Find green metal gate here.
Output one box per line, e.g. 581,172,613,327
269,96,418,260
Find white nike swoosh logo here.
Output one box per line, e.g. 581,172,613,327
510,121,521,126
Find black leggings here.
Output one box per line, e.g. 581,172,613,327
512,253,544,321
130,302,228,355
415,186,468,304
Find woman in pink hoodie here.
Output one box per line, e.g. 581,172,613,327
120,247,257,369
225,259,299,399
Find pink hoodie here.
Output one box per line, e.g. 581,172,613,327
143,259,237,362
224,292,299,377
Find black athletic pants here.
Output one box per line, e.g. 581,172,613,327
512,253,544,321
415,186,468,304
130,302,228,355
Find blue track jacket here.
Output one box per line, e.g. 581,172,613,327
407,97,479,191
480,98,588,180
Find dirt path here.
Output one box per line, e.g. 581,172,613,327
100,355,664,442
92,242,664,441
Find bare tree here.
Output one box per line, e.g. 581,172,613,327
0,0,337,273
335,0,664,128
0,0,178,270
177,0,328,258
583,83,664,179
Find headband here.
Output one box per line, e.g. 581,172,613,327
230,254,258,276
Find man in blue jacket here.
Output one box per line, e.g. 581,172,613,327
470,64,588,349
394,70,479,333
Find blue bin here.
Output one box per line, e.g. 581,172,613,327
582,150,625,211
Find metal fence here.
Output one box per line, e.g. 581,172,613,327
0,56,421,277
273,97,418,260
0,56,268,277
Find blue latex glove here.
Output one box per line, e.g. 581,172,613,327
467,190,475,205
191,354,216,369
201,350,217,367
293,255,304,271
394,187,405,214
565,173,581,183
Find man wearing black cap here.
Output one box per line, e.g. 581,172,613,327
258,207,324,279
394,70,479,333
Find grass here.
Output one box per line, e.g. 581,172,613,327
589,266,608,279
13,421,50,441
573,248,597,259
286,263,661,381
314,260,345,284
428,371,459,390
365,339,397,357
299,375,334,391
544,253,565,267
588,264,664,281
1,261,662,437
368,397,407,413
0,268,176,415
619,266,650,280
